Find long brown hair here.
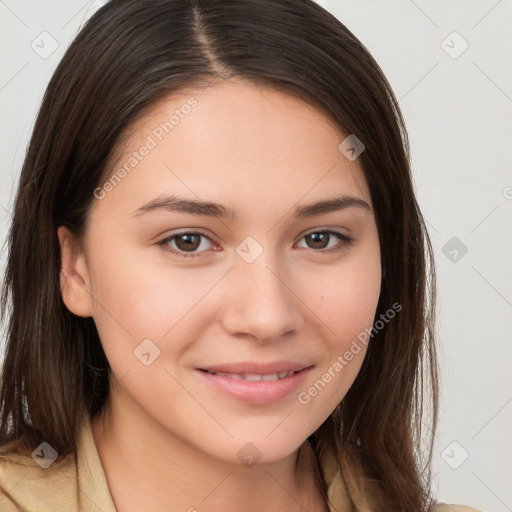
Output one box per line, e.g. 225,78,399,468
0,0,438,509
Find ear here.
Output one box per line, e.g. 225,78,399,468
57,226,94,318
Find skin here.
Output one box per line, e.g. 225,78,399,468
58,80,381,512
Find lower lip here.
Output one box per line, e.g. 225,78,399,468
197,368,312,405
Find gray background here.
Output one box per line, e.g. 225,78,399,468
1,1,511,510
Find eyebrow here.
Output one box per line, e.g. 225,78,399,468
132,194,371,219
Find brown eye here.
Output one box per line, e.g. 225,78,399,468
297,230,352,253
158,231,215,258
174,233,202,252
305,232,330,249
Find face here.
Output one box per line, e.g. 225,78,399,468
60,80,381,464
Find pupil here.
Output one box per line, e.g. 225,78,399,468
178,234,200,251
308,233,327,249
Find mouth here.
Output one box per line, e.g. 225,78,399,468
200,369,299,382
196,362,313,405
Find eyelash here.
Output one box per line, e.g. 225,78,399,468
157,229,353,259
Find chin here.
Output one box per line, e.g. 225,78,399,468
208,431,309,467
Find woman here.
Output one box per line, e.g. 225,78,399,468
0,1,481,510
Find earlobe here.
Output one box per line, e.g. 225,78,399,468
57,226,94,318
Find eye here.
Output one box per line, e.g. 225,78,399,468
158,231,216,258
158,229,353,259
295,230,352,253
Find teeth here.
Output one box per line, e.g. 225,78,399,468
208,370,296,381
215,372,243,380
245,373,262,381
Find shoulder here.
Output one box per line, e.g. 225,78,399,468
433,503,483,512
317,443,483,512
0,441,77,511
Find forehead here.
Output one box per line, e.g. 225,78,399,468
91,80,371,223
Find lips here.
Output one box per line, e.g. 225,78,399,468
196,361,313,405
203,369,296,382
198,361,311,375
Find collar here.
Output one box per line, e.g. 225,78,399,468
76,414,354,512
316,444,356,511
76,414,117,511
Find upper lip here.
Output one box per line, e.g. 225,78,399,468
198,361,313,375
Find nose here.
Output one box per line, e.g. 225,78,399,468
220,247,304,343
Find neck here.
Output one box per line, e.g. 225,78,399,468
91,384,328,512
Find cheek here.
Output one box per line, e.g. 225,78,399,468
304,252,381,349
294,245,381,407
294,271,380,423
87,248,220,358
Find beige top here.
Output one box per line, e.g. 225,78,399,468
0,414,481,511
